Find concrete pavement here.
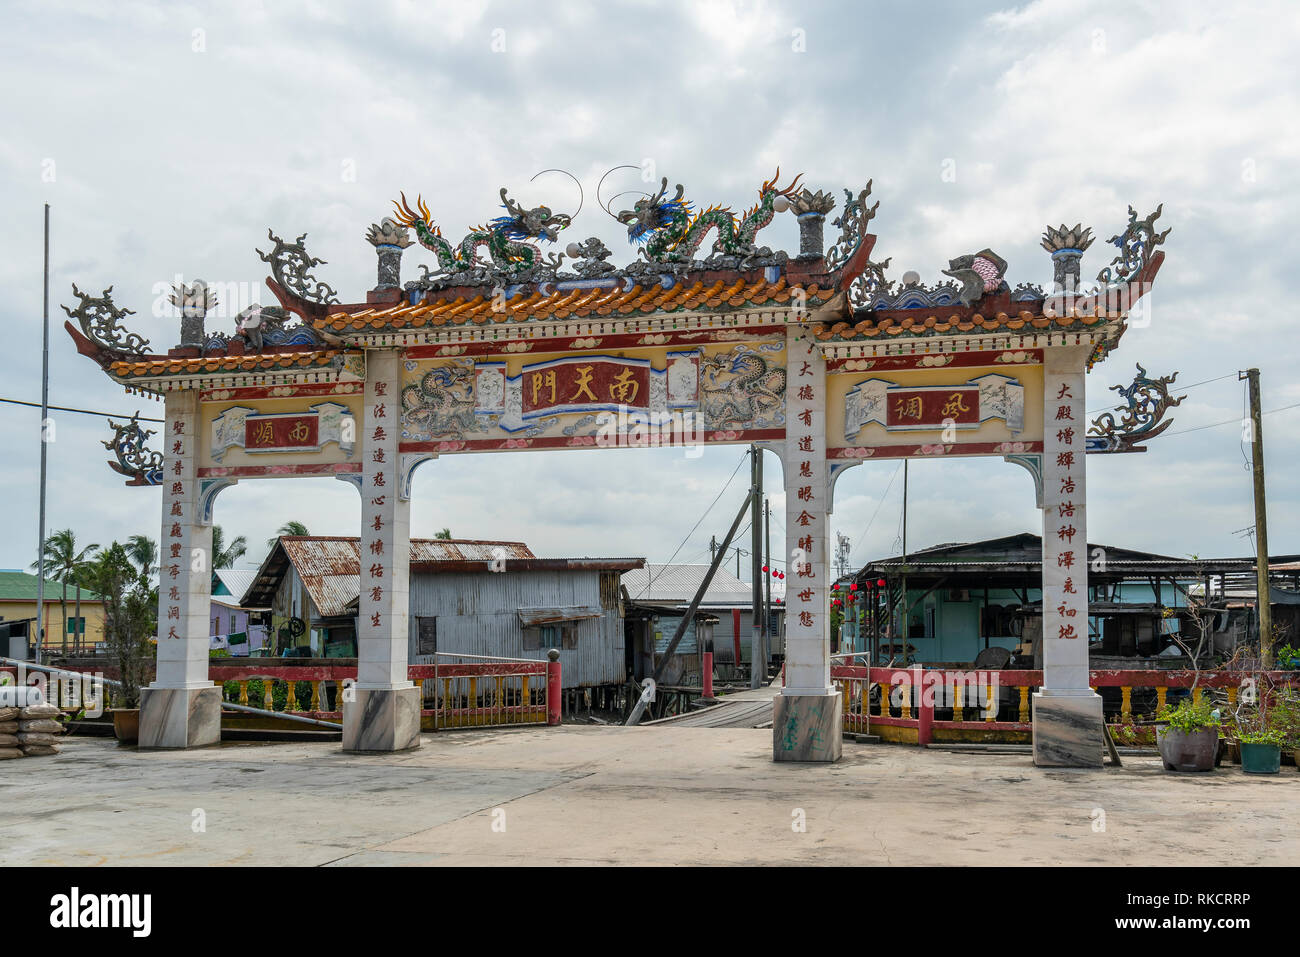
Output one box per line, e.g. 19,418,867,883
2,729,1295,866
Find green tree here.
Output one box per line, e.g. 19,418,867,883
124,534,158,583
32,529,99,655
212,525,247,569
83,543,156,708
435,528,452,540
267,520,310,549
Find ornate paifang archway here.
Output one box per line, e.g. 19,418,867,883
66,172,1168,765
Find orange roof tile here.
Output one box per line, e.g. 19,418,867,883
319,276,825,333
812,307,1117,342
109,348,348,379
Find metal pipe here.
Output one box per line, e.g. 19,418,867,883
749,445,764,689
36,204,50,666
648,488,753,688
0,656,343,730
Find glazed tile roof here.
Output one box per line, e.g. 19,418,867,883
108,348,348,379
812,305,1119,341
319,276,825,333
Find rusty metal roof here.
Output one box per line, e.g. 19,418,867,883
517,605,603,627
241,536,534,616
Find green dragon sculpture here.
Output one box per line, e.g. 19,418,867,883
615,169,802,264
393,188,571,275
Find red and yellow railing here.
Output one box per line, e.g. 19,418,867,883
47,655,562,731
831,664,1300,745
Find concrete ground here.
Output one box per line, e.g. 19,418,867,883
2,728,1295,866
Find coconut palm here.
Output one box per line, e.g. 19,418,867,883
84,542,156,708
211,525,248,569
435,528,452,540
124,534,158,583
32,529,99,655
267,520,310,549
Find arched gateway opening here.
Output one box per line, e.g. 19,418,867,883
65,172,1168,766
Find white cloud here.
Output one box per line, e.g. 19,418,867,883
2,0,1298,579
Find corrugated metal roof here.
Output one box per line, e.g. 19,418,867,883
622,563,757,608
0,570,102,602
213,568,258,600
517,605,603,627
272,537,536,618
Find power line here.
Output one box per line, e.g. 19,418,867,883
849,461,904,563
0,396,163,422
1163,401,1300,437
1085,372,1237,416
636,449,750,598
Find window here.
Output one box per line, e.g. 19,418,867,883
417,616,437,656
66,617,85,635
523,622,577,650
599,573,620,610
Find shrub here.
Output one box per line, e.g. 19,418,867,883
1160,695,1220,733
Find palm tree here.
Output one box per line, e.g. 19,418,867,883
435,528,452,540
32,529,99,655
124,534,158,584
212,525,248,569
85,542,156,708
267,520,310,549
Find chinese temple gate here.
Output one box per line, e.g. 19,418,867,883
67,170,1168,766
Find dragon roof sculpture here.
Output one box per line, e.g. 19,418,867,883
59,165,1169,398
392,186,572,284
614,169,803,268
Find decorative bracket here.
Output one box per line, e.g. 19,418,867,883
1086,363,1184,453
1004,453,1044,508
63,284,150,357
198,478,239,525
103,412,163,486
257,229,340,304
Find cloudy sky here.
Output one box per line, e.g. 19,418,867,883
2,0,1297,581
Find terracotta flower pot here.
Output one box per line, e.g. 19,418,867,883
1156,726,1218,772
111,708,140,743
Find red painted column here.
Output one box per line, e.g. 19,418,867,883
731,608,742,666
546,649,561,726
917,666,933,746
702,652,715,700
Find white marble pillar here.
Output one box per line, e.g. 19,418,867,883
344,349,421,752
140,389,221,748
1033,344,1103,767
773,329,842,762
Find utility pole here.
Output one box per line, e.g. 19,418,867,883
749,445,764,688
764,497,772,674
1242,369,1273,667
898,460,908,659
710,535,717,562
36,204,50,666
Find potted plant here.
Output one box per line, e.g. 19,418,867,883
1156,695,1220,772
1238,729,1284,774
84,542,157,743
1267,686,1300,771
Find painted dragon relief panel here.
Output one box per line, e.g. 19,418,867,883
398,341,788,451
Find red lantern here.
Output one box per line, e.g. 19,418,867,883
876,578,886,588
777,572,785,579
762,565,768,573
849,582,858,592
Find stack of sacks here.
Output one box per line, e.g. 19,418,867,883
0,707,18,759
17,703,65,756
